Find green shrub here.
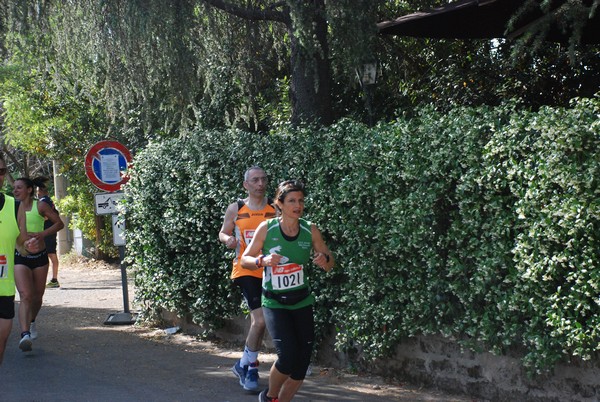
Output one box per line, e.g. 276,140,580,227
125,96,600,374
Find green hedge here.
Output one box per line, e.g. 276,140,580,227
124,96,600,374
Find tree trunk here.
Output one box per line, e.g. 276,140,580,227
52,160,71,255
200,0,334,126
288,0,332,126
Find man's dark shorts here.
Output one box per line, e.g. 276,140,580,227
44,234,57,254
14,250,49,269
0,295,15,319
233,276,262,311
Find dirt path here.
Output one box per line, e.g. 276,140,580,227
0,256,471,402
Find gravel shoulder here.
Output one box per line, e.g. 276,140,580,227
0,256,471,402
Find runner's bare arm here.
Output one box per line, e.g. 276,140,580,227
36,201,65,239
218,202,238,249
311,224,334,272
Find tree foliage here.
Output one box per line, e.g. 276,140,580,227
3,0,599,139
374,0,600,119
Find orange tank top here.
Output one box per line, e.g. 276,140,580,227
231,199,276,279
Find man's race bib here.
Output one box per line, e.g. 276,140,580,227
0,255,7,279
243,229,255,246
271,263,304,290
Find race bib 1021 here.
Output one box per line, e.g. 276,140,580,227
271,263,304,290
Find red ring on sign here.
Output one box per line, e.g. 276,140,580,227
85,140,132,192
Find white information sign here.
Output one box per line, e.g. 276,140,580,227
112,214,126,246
94,192,125,215
100,154,121,182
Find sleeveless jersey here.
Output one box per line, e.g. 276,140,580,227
26,200,45,233
0,195,19,296
230,199,276,279
261,218,314,309
39,195,58,230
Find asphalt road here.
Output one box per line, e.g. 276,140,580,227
0,258,470,402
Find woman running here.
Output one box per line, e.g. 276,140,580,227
241,179,334,402
13,177,64,352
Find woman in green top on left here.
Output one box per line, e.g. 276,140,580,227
13,177,64,352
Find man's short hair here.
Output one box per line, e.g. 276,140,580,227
244,166,265,182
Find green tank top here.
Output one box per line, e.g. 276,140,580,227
26,200,45,233
262,218,314,309
0,195,19,296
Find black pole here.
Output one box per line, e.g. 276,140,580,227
118,245,130,313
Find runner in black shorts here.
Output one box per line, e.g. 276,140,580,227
37,181,61,288
219,166,275,392
240,180,335,402
12,176,64,352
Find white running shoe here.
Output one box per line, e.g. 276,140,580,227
30,322,38,339
19,334,33,352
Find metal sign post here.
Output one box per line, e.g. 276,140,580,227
85,140,137,325
104,244,136,325
110,216,130,320
103,209,136,325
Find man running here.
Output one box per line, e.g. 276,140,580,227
0,157,41,364
219,166,275,391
